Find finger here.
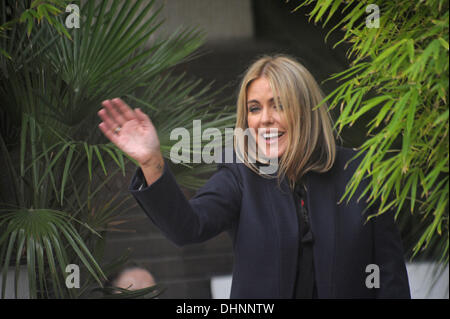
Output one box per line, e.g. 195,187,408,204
102,99,126,126
97,108,119,131
135,108,153,127
98,122,120,145
112,98,137,122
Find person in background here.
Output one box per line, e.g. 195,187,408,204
107,264,156,292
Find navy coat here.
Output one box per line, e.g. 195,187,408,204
129,147,410,298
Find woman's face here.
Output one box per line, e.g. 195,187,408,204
246,76,288,158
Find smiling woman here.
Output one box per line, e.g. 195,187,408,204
235,55,336,189
246,77,288,159
98,54,411,299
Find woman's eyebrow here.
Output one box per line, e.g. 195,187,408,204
247,98,280,105
247,99,259,105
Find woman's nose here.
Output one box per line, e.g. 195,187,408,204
261,107,274,125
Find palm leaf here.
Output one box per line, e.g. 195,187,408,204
0,209,106,298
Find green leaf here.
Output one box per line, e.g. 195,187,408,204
61,145,75,204
93,145,107,176
303,0,449,264
438,37,449,50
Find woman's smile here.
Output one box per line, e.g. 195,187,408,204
260,129,286,145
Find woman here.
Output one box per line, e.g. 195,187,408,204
97,55,410,299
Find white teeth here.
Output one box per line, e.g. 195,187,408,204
263,132,283,139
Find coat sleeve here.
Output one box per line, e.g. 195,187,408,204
129,161,241,246
372,208,411,298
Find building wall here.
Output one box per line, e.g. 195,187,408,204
158,0,253,41
88,0,253,43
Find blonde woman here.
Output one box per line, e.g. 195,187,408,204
98,55,410,299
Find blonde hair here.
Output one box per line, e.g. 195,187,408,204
234,55,336,189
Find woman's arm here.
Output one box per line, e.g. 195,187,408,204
98,98,241,246
130,161,241,246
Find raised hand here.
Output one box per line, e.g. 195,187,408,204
98,98,164,184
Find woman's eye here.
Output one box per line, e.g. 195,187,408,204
249,106,260,113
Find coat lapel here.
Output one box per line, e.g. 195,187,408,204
265,177,299,298
306,171,338,298
262,170,338,298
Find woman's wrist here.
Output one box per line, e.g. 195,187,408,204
139,152,165,186
139,150,162,167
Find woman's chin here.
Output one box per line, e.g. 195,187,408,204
257,143,285,160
